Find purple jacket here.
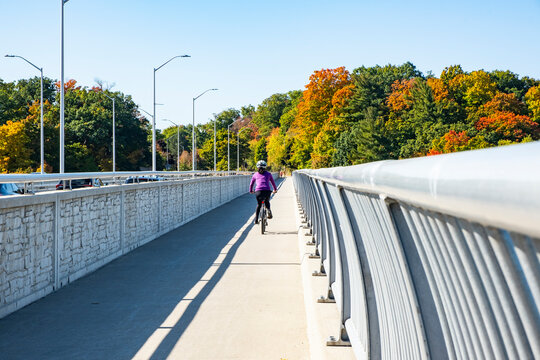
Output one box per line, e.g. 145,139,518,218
249,171,277,192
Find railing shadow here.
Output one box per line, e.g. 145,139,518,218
149,216,253,359
0,192,255,360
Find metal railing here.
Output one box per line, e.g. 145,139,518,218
293,142,540,360
0,170,252,194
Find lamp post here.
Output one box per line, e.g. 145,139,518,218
214,118,217,171
153,55,190,171
237,128,250,172
227,122,234,172
138,107,153,119
5,54,45,174
192,88,218,171
60,0,70,173
164,119,180,171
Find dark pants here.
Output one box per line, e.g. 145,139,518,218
254,190,272,221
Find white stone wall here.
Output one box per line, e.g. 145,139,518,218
0,203,55,317
0,175,255,319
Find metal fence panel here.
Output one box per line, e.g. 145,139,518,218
292,142,540,360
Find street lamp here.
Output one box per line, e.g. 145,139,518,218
138,107,153,119
153,55,190,171
237,127,250,172
192,88,218,171
5,54,45,174
213,118,216,171
164,119,180,171
60,0,70,173
227,122,234,172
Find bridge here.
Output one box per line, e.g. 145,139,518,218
1,143,539,359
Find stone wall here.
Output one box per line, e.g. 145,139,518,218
0,175,253,318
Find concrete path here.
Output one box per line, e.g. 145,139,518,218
0,178,311,360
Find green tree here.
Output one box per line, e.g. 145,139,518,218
65,142,98,172
490,70,539,100
0,76,56,126
64,86,152,172
252,93,290,137
279,90,303,133
251,138,267,167
335,62,423,163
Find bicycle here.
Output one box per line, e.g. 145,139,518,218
259,200,269,234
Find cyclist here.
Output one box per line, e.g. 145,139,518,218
249,160,277,224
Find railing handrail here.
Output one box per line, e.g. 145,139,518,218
296,141,540,239
0,170,252,184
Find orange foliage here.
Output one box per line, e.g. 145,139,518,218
481,93,527,115
294,67,351,125
330,84,355,118
475,112,539,141
444,130,470,146
426,78,449,102
426,149,442,156
289,67,351,168
427,130,476,155
387,79,416,112
55,79,80,91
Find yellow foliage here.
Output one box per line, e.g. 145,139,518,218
525,85,540,122
0,120,32,173
426,78,449,102
448,70,497,108
266,127,287,170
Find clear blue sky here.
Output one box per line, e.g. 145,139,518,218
2,0,539,130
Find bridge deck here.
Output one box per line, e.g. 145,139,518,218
0,178,356,360
0,178,308,359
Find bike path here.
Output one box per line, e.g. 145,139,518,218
0,177,310,360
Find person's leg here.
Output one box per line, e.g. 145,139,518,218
254,191,264,223
263,190,273,218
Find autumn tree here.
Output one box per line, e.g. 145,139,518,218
266,127,287,170
525,85,540,122
332,62,423,165
253,93,295,137
311,83,355,167
0,120,33,173
288,67,351,168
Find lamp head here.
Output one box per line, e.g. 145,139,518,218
5,55,15,57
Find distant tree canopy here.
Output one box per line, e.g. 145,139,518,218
2,63,539,173
0,78,152,173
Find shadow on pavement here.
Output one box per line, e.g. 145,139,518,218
0,193,255,360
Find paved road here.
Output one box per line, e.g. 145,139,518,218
0,178,310,360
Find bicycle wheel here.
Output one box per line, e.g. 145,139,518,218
260,207,266,234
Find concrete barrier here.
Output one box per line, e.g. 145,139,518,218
0,175,252,319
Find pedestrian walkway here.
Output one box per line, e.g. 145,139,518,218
0,178,311,359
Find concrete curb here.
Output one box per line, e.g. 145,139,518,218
293,190,356,360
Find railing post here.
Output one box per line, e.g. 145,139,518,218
120,188,125,253
158,182,162,232
54,195,60,290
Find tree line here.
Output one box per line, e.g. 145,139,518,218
247,63,540,170
1,62,539,173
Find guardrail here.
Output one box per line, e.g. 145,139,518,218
0,171,251,194
293,142,540,360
